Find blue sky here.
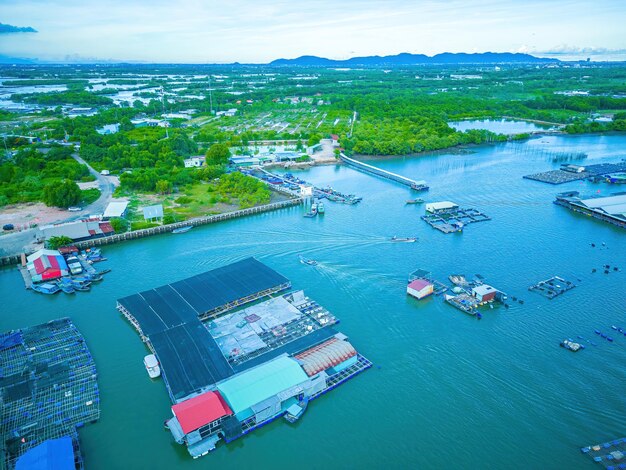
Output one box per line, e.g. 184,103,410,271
1,0,625,62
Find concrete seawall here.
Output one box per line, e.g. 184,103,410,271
0,198,302,266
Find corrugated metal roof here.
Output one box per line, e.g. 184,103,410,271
15,436,75,470
408,279,432,291
172,391,232,434
103,200,129,218
217,355,308,415
143,204,164,219
295,338,357,377
580,194,626,209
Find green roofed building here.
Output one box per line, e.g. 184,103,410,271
217,355,309,420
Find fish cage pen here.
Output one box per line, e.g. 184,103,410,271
528,276,576,299
0,318,100,469
421,208,490,234
581,437,626,468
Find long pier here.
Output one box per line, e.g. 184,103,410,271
339,153,428,191
0,198,302,266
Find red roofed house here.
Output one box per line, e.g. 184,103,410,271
26,249,69,283
166,390,233,456
407,279,434,300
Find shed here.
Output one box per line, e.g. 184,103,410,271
172,391,232,435
472,284,497,302
143,204,164,222
217,355,308,419
425,201,459,213
407,279,434,300
103,200,129,219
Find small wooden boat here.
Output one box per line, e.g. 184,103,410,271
405,198,424,204
299,255,318,266
390,236,417,243
317,202,325,214
560,339,584,352
449,274,469,286
32,283,61,295
172,226,192,234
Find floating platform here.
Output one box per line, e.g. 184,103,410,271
445,293,479,316
581,437,626,468
119,259,370,458
529,276,575,299
555,192,626,229
421,207,490,233
525,161,626,185
0,318,100,469
408,269,448,295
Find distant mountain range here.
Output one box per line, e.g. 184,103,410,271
270,52,559,66
0,52,560,66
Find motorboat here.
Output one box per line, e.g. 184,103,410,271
144,354,161,378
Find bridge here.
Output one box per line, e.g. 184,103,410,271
339,153,428,191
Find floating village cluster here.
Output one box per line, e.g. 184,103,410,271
116,257,371,458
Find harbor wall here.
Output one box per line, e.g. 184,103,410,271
0,198,302,266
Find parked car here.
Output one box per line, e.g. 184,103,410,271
68,206,82,212
2,224,14,231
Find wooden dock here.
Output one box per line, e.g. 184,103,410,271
339,153,428,191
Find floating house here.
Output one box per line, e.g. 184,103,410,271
117,258,371,458
425,201,459,213
407,278,434,300
26,249,69,282
555,193,626,229
472,284,497,302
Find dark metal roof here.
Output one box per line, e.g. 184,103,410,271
117,257,289,336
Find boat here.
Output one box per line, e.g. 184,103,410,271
98,269,112,275
390,236,417,243
560,339,584,352
299,255,318,266
284,398,308,423
172,226,193,234
317,202,325,214
449,274,469,286
57,279,76,294
32,283,61,295
405,198,424,204
144,354,161,379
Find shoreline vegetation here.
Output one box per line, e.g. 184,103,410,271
1,63,626,240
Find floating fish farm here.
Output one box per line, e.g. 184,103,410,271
421,207,490,234
524,160,626,185
581,437,626,468
528,276,575,299
0,318,100,469
116,257,371,459
555,192,626,230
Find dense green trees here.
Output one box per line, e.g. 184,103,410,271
0,147,91,206
47,236,74,249
205,143,231,165
215,172,271,208
42,180,81,208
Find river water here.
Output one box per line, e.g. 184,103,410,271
1,134,625,469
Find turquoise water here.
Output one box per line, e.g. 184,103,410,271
449,118,551,134
2,134,625,469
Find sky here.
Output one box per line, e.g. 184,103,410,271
1,0,625,63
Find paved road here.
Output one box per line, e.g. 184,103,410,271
0,154,116,257
71,153,116,218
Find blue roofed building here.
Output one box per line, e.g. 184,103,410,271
15,436,76,470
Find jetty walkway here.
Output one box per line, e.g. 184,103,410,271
339,153,428,191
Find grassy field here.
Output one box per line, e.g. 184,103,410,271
121,180,286,229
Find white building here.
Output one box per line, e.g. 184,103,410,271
425,201,459,213
103,200,129,219
184,156,206,168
